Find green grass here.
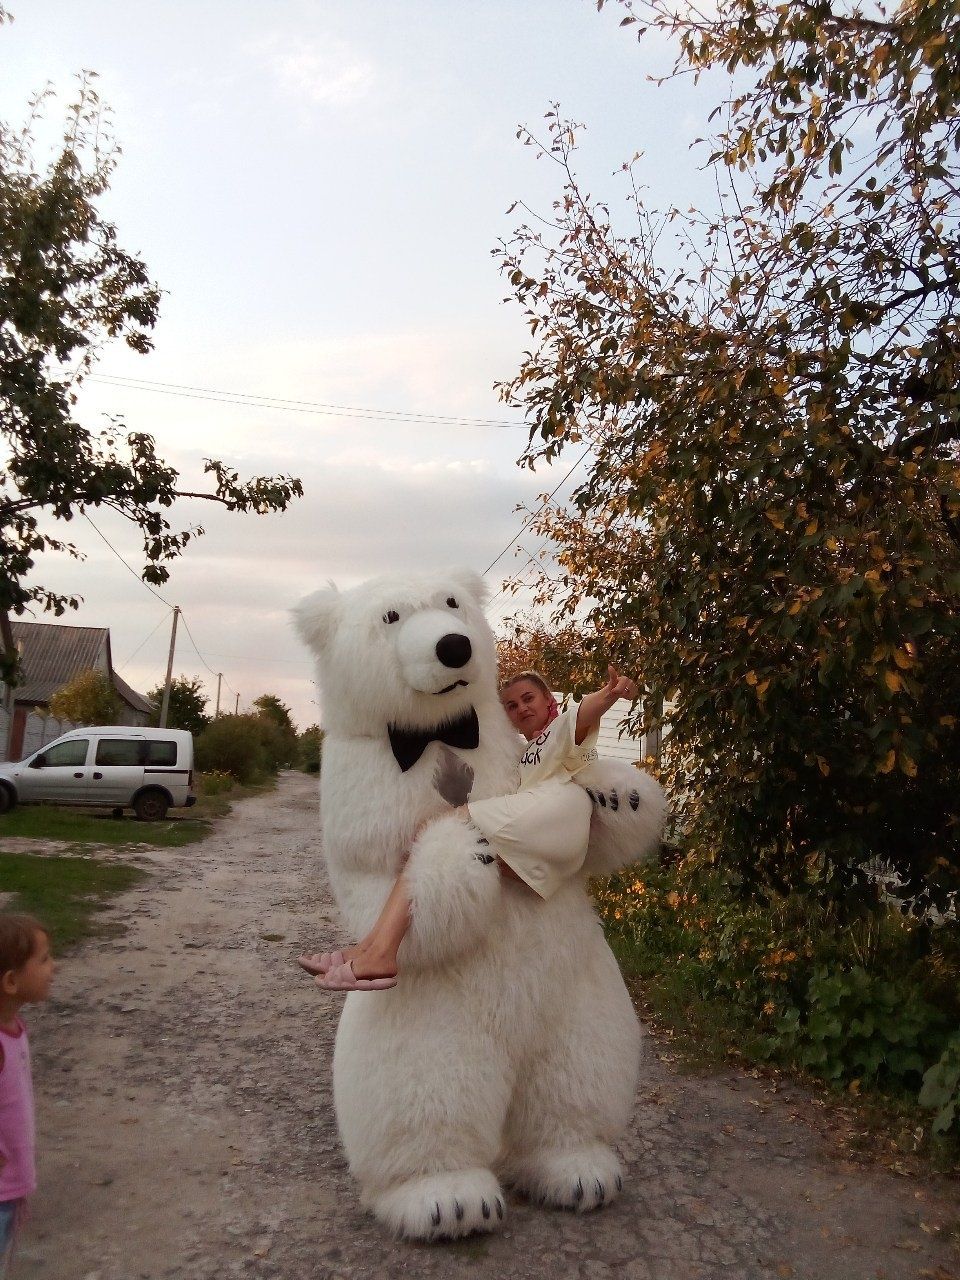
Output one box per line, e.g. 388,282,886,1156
0,804,212,848
0,850,148,949
0,775,278,847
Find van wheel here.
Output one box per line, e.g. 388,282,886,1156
134,790,169,822
0,785,15,815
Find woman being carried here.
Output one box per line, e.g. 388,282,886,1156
299,664,638,991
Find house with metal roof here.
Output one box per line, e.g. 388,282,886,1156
1,622,153,761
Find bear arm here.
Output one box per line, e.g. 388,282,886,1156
399,813,502,968
577,763,668,877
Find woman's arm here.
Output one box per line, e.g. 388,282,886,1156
575,665,639,745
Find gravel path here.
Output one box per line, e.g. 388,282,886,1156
10,772,959,1280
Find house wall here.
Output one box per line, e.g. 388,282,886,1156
0,703,148,760
0,706,82,761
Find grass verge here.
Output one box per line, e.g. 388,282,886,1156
0,850,148,949
0,774,278,848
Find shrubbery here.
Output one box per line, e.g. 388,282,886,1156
297,724,323,774
594,856,960,1144
195,715,274,784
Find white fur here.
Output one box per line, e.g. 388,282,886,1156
295,568,666,1241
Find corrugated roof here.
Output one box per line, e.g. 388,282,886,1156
11,621,109,704
113,670,155,715
10,621,152,715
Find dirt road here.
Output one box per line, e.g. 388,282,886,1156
11,773,959,1279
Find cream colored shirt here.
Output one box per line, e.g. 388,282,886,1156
467,708,599,898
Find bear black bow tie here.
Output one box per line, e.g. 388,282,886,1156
388,707,480,772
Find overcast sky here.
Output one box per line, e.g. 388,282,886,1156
2,1,717,728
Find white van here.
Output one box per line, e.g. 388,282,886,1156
0,727,196,822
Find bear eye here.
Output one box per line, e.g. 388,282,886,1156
383,609,400,624
446,596,458,609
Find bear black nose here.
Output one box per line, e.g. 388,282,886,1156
436,632,472,669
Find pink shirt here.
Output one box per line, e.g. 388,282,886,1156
0,1019,35,1201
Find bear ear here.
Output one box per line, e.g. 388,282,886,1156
446,567,489,609
292,583,340,652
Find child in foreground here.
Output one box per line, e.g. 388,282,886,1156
299,664,637,991
0,914,55,1277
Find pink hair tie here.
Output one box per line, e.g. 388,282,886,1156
545,695,560,726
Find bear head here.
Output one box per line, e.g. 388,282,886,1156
293,568,500,738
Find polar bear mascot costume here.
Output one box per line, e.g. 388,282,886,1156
294,568,666,1241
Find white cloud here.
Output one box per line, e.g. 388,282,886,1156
264,37,376,108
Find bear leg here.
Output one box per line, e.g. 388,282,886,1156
367,1167,506,1241
506,1142,624,1213
500,942,641,1213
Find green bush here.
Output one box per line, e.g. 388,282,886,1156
594,857,960,1114
298,724,324,774
772,966,946,1090
920,1033,960,1136
195,715,270,784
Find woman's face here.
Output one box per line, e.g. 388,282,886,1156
501,679,553,740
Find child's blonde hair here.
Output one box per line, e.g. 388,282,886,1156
0,914,48,975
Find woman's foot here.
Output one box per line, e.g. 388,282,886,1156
314,960,397,992
297,942,367,976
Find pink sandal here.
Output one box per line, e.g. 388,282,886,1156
314,960,397,992
297,950,345,976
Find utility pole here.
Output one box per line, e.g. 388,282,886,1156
215,673,222,718
234,692,239,715
158,606,180,729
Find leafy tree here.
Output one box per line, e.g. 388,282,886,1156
297,723,324,773
48,668,119,724
147,675,209,737
252,694,295,733
0,47,302,684
496,616,598,694
498,0,960,901
252,694,297,768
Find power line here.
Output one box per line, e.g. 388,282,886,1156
89,373,524,430
481,445,591,578
118,612,172,671
82,513,173,607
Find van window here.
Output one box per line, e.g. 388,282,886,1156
145,741,177,767
42,739,89,767
96,739,141,767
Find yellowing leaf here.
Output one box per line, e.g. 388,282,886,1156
893,648,914,670
816,755,830,776
940,715,957,727
746,671,758,685
765,510,785,530
899,753,918,778
805,519,818,535
878,750,896,774
789,600,802,615
884,670,903,693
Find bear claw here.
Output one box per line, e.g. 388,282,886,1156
481,1199,490,1220
596,1179,605,1204
495,1197,504,1220
432,1202,442,1227
628,788,640,811
609,788,619,811
574,1178,584,1203
454,1199,463,1221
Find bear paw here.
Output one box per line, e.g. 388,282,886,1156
370,1167,506,1241
509,1143,624,1213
